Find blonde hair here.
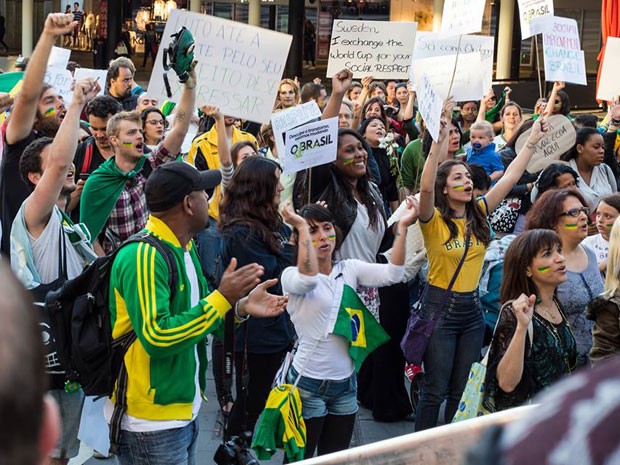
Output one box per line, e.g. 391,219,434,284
604,215,620,298
275,79,300,108
106,110,141,138
470,120,494,139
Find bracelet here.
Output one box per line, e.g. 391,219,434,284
234,301,250,322
526,141,537,150
611,118,620,126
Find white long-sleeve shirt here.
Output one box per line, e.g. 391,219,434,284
282,259,404,380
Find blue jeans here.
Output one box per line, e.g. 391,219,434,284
195,217,222,281
415,285,485,431
117,420,199,465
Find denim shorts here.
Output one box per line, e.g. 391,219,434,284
287,366,358,419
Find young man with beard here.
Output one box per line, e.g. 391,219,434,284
80,69,197,253
0,12,76,256
10,77,101,465
67,95,123,222
105,57,138,111
187,111,257,278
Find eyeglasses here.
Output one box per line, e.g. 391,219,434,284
559,207,589,218
146,119,165,126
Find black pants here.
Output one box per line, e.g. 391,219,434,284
304,414,356,459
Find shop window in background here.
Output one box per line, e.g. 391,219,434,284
277,6,288,33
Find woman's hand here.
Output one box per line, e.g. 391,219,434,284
202,104,223,121
512,293,536,328
361,75,374,89
443,97,456,119
282,201,307,230
239,279,289,318
553,81,565,92
527,116,548,145
399,195,419,227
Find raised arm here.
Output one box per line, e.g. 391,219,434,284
282,201,318,277
401,83,417,122
23,78,100,237
322,69,352,121
485,117,548,212
6,13,76,145
543,82,565,118
352,75,373,129
476,89,493,123
161,68,197,155
201,104,232,185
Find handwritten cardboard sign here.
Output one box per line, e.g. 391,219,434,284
282,117,338,174
440,0,486,37
48,46,71,69
411,33,493,99
74,68,108,96
417,73,443,142
533,15,587,86
271,101,323,164
147,10,292,124
44,68,74,106
326,20,417,79
518,0,554,39
515,115,576,173
412,52,486,101
597,37,620,102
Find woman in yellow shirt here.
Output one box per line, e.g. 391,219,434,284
414,99,547,430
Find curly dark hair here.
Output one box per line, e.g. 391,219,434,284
434,159,492,246
19,137,53,191
361,97,389,129
526,188,588,231
218,157,284,254
86,95,122,118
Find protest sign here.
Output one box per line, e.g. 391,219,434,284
597,37,620,102
515,115,576,173
412,52,486,101
326,20,417,79
44,68,74,106
440,0,486,37
535,16,587,86
74,68,107,96
417,73,443,142
48,46,71,69
518,0,554,40
271,101,322,162
411,33,493,98
282,117,338,174
147,9,292,124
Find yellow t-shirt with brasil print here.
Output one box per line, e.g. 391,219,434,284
419,197,488,293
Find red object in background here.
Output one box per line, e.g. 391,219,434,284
596,0,619,101
97,0,108,39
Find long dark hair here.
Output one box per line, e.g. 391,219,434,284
536,163,579,198
218,157,284,254
500,229,563,303
361,97,389,129
435,160,491,246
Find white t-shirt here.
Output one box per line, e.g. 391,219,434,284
105,250,203,432
582,233,608,267
336,201,385,263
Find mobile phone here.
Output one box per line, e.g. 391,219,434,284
78,173,90,181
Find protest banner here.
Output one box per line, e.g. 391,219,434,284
440,0,486,37
518,0,554,40
271,101,322,163
44,68,74,106
48,46,71,69
411,33,493,98
282,117,338,174
147,9,292,124
417,73,443,142
533,15,587,86
515,115,576,173
74,68,108,96
326,20,417,79
412,52,486,101
597,37,620,102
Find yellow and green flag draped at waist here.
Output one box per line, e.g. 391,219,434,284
252,384,306,462
332,284,390,372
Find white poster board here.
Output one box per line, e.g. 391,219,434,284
326,20,418,79
440,0,486,37
515,115,576,173
416,73,443,142
411,33,494,99
412,52,486,101
48,46,71,69
147,10,292,124
537,16,587,86
44,68,74,106
597,37,620,102
282,117,338,174
271,101,323,163
517,0,554,40
74,68,108,96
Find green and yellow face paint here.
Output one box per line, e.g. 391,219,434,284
537,266,552,273
122,141,133,148
328,234,336,242
342,157,355,166
564,223,578,231
452,184,466,191
44,107,56,118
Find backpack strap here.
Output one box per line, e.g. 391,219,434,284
108,232,179,455
81,139,94,174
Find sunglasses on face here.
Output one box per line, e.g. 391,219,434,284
559,207,589,218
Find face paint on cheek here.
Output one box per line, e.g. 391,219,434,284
44,107,56,118
606,223,615,228
537,266,552,273
564,223,578,230
312,240,318,247
328,234,336,242
453,185,465,191
342,157,355,166
122,141,133,147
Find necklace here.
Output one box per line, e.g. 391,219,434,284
535,301,562,324
533,305,574,373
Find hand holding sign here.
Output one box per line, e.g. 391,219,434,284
515,114,575,173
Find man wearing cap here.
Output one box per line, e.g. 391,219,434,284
107,161,288,465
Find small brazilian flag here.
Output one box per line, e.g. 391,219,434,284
332,284,390,372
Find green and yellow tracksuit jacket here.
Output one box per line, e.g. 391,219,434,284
109,215,230,421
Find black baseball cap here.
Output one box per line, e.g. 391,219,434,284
145,161,221,212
